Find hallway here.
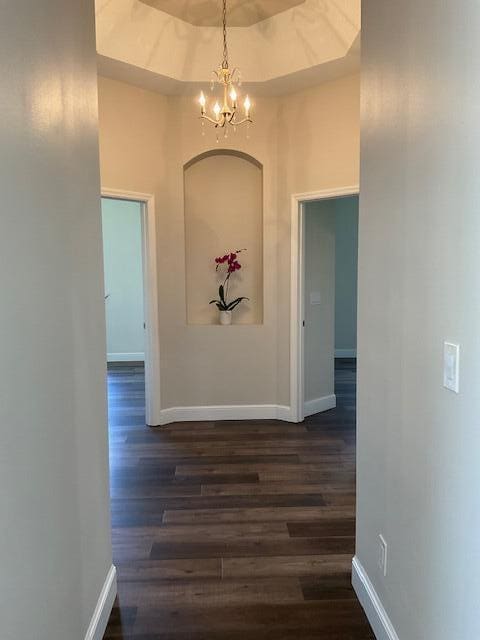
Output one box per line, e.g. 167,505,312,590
104,360,373,639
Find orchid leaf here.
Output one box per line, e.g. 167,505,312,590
219,285,226,306
226,297,249,311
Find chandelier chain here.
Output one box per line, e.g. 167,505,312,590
222,0,228,69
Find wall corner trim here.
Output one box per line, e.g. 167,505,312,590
84,565,117,640
155,404,295,426
352,557,399,640
304,394,336,417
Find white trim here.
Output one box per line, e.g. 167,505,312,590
102,189,162,427
84,565,117,640
107,352,145,362
352,557,399,640
335,348,357,358
157,404,294,426
290,186,359,424
304,393,336,417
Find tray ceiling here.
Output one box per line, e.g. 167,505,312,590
95,0,361,96
139,0,306,27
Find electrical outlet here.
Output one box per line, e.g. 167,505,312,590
378,534,388,577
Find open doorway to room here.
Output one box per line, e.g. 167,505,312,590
101,196,147,437
100,191,162,431
290,188,359,422
303,195,359,417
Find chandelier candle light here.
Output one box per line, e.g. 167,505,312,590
198,0,253,139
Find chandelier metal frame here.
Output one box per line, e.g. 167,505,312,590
198,0,253,132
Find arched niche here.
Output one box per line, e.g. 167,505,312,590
184,149,263,325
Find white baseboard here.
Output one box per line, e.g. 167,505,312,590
275,405,295,421
335,348,357,358
304,394,336,417
157,404,294,426
352,557,399,640
107,352,144,362
84,565,117,640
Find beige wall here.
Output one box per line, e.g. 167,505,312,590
357,1,480,638
304,201,336,403
97,73,360,409
98,78,279,407
277,75,361,404
184,153,263,325
1,2,113,638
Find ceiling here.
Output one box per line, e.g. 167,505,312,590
139,0,306,27
95,0,361,96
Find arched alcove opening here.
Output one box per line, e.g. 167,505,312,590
184,149,263,325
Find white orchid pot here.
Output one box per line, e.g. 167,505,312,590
219,310,232,325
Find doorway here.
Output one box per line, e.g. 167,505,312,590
101,190,161,427
102,197,145,364
290,187,359,422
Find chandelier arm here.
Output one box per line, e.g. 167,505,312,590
200,114,226,127
230,115,252,126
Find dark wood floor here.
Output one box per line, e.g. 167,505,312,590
103,359,373,639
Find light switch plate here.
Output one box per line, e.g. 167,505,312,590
310,292,321,305
443,342,460,393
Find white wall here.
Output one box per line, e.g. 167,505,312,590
0,2,113,639
102,197,145,361
304,201,336,408
334,196,358,356
356,2,480,638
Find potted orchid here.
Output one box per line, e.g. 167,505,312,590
210,249,249,325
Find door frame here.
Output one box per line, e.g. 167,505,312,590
102,188,162,427
290,185,359,423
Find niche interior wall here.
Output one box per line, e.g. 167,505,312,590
184,150,264,325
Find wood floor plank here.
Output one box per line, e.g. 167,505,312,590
162,505,354,524
136,521,290,542
139,454,301,466
222,554,353,578
116,558,222,582
129,601,372,635
201,482,347,496
175,462,349,476
300,573,356,601
163,506,355,524
287,518,356,537
119,577,305,607
111,493,327,512
150,536,355,560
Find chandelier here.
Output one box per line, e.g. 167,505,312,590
197,0,253,138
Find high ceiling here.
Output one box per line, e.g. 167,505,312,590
95,0,361,96
139,0,306,27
